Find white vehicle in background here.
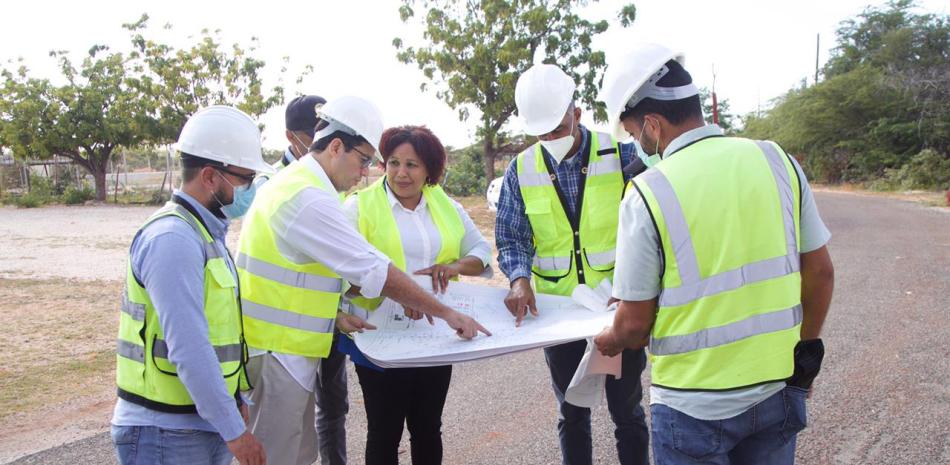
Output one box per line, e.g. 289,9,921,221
486,176,504,212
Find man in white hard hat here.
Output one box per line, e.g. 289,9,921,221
594,43,835,465
237,95,491,465
111,105,272,465
496,64,649,465
253,93,351,465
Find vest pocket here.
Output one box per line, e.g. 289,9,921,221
583,247,616,272
524,198,556,242
205,259,239,335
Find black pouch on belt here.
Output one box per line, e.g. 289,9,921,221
786,338,825,389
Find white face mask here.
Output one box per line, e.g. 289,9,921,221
539,118,576,164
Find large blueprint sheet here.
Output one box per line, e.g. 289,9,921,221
353,278,616,368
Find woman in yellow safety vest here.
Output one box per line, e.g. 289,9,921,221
340,125,492,465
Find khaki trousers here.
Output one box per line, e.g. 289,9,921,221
247,353,319,465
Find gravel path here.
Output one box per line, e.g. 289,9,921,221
5,191,949,464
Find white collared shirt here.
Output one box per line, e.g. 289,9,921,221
251,155,393,391
341,180,492,278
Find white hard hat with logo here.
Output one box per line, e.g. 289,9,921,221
173,105,275,174
315,95,385,161
598,43,693,140
515,64,577,136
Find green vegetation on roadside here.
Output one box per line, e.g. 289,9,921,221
742,1,949,192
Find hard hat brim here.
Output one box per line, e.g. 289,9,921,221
600,47,685,141
172,142,277,175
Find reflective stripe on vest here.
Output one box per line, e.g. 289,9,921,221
236,253,343,293
151,338,244,363
640,141,799,309
241,299,336,333
650,304,802,356
117,339,145,362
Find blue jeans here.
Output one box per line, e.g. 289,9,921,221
111,425,231,465
544,339,649,465
650,386,809,465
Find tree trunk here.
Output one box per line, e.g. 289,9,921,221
93,164,107,201
482,136,496,190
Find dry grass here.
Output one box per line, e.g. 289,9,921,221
813,183,949,208
0,278,120,418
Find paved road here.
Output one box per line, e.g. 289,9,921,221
10,191,950,465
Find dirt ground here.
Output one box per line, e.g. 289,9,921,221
0,197,503,463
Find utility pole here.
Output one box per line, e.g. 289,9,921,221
815,33,820,85
711,64,719,125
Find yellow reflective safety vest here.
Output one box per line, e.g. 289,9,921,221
632,136,803,390
237,160,344,358
350,177,464,312
116,202,246,412
516,130,625,296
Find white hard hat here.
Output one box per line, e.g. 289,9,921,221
315,96,385,161
598,43,688,140
515,64,576,136
173,105,274,174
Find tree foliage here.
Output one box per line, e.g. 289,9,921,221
394,0,635,185
0,14,290,201
124,14,289,143
742,0,949,188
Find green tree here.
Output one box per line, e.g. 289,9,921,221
0,15,291,201
394,0,636,185
0,49,153,201
741,0,948,185
823,0,948,79
123,14,291,143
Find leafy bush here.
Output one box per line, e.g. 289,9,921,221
877,149,950,190
443,146,488,197
149,189,168,205
29,174,53,197
61,186,95,205
13,193,45,208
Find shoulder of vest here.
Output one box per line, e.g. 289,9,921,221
523,141,546,157
591,131,618,156
141,203,213,244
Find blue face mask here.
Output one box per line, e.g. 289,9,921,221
213,171,257,219
222,182,256,219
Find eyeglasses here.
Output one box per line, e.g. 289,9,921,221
213,166,256,185
351,146,376,168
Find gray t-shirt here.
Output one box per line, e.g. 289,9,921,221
612,125,831,420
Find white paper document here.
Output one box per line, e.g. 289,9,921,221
353,277,617,368
564,338,623,408
564,281,624,408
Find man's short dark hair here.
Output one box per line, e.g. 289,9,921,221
179,152,223,182
620,60,703,126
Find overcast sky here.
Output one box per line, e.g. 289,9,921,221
1,0,945,150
